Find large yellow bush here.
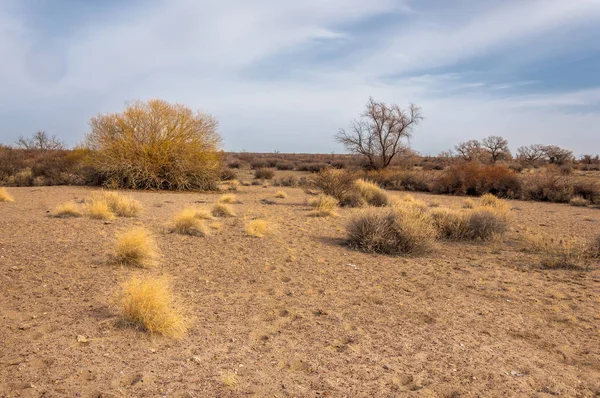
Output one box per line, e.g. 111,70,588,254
85,99,222,190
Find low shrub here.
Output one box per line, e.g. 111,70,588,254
0,187,14,202
52,202,82,218
313,169,356,202
118,276,187,338
254,168,275,180
346,208,436,255
308,194,339,217
220,168,237,181
432,162,521,198
430,206,507,241
227,160,242,169
570,196,590,207
466,208,508,240
297,163,329,173
367,170,430,192
114,227,158,268
273,176,298,187
275,191,287,199
275,161,294,170
250,159,268,169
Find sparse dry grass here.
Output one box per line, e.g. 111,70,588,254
308,194,339,217
0,187,14,202
522,231,588,269
52,201,82,218
246,219,269,237
101,191,142,217
212,203,236,218
85,197,115,220
172,208,209,236
218,194,237,204
118,276,187,338
354,179,390,207
114,227,158,268
227,180,240,191
274,191,287,199
346,207,436,255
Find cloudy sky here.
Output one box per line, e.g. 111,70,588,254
1,0,599,155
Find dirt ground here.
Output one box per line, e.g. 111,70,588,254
1,182,599,397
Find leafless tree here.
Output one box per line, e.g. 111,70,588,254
542,145,574,165
481,135,511,162
454,140,487,161
516,144,546,166
15,131,64,150
336,97,422,169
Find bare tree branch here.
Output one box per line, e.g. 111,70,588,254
336,97,422,169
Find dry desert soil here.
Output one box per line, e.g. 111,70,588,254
1,184,599,397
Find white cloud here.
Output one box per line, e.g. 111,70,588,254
0,0,599,155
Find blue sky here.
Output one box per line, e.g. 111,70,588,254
1,0,600,155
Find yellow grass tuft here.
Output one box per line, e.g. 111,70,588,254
354,179,390,207
53,201,82,218
221,371,238,388
246,219,269,237
114,227,158,268
85,197,115,220
212,203,236,218
462,198,475,209
218,194,237,204
192,208,214,220
118,276,187,338
274,191,288,199
172,208,209,236
0,187,14,202
101,191,143,217
308,194,339,217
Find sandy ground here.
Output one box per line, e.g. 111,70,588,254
0,183,599,397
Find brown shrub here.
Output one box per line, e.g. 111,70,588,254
432,162,521,198
254,168,275,180
220,168,237,181
367,170,430,192
313,169,356,203
273,175,298,187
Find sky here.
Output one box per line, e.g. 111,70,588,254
1,0,600,155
